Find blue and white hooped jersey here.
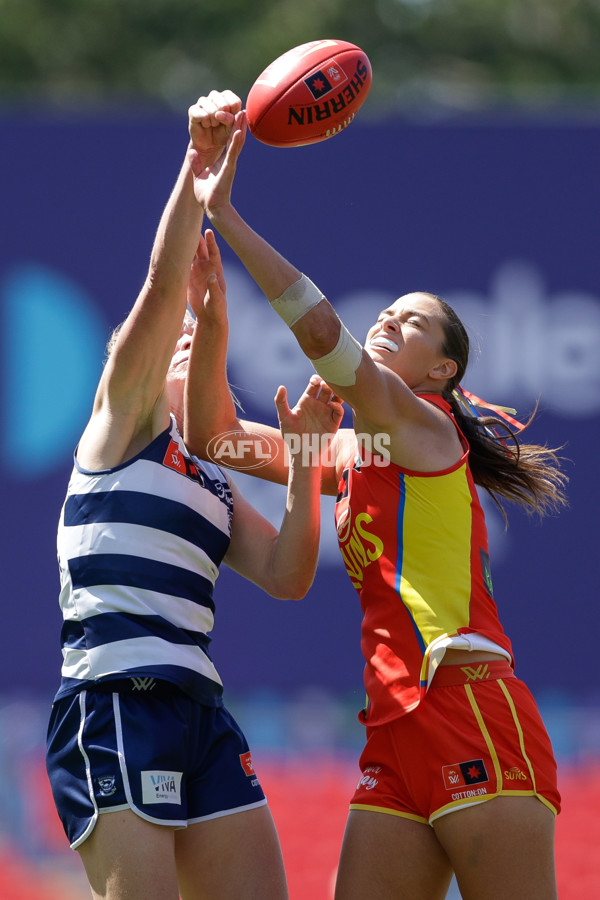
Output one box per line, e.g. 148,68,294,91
55,416,233,705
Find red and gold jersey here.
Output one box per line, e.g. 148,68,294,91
335,394,513,725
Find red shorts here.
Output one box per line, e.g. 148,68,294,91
350,661,560,824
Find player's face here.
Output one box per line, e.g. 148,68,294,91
364,293,453,389
166,312,196,416
169,313,196,373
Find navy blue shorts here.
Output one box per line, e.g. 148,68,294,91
46,683,267,849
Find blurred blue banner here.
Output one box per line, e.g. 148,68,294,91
1,110,597,706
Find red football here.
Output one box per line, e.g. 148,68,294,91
246,40,372,148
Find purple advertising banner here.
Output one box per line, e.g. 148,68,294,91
1,110,597,707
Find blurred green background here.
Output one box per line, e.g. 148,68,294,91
2,0,600,115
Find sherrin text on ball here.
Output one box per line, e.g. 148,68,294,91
246,39,372,147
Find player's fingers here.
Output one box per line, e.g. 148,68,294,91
204,230,227,292
192,233,209,261
207,89,243,114
274,384,287,403
222,122,246,167
189,95,230,129
303,374,324,397
330,402,345,423
203,274,228,317
204,229,222,263
189,99,218,124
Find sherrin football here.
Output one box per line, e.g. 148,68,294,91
246,40,372,148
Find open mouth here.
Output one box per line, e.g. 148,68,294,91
171,352,189,370
368,336,398,353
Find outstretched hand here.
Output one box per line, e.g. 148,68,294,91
187,229,228,330
275,375,345,464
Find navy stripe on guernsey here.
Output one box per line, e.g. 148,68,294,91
68,554,215,610
55,416,233,705
64,490,230,569
61,614,213,653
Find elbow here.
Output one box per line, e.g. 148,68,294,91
271,573,315,601
292,306,340,359
183,424,209,457
286,584,311,602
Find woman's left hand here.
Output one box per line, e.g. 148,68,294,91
275,375,344,462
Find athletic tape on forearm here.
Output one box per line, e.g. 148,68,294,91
270,274,325,327
312,322,363,386
271,273,363,385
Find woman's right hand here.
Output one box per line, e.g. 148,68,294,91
187,89,241,172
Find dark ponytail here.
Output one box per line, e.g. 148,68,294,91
428,294,569,519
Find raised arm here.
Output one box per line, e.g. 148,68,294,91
77,90,242,471
223,376,344,599
183,226,348,494
191,114,438,443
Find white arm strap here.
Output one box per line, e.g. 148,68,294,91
312,321,363,386
270,273,363,386
270,273,324,327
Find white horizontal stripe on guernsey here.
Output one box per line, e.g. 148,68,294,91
61,636,223,685
61,521,220,584
62,586,215,634
68,458,230,537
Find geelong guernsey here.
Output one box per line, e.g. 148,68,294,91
55,416,232,706
335,394,513,726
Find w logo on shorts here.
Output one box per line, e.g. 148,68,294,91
239,751,255,776
130,676,156,691
442,759,489,790
460,664,491,682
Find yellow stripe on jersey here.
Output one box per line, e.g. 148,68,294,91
397,464,475,647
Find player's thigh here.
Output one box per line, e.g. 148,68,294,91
434,796,557,900
175,805,287,900
334,809,453,900
78,808,178,900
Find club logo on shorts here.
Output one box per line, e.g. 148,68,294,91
442,759,489,791
95,775,117,797
239,751,255,776
141,770,183,805
504,766,528,782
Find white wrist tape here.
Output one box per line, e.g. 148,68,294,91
312,321,363,386
270,273,325,327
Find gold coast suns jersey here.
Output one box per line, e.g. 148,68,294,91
334,394,513,725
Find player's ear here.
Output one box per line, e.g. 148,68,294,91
429,358,458,382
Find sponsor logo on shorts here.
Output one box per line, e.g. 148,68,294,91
442,759,489,791
95,775,117,797
357,765,381,791
450,786,489,801
141,770,183,805
239,751,256,776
